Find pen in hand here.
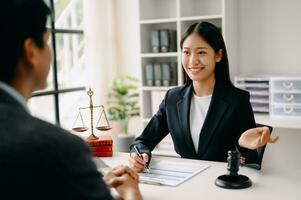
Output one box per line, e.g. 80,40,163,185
134,145,150,173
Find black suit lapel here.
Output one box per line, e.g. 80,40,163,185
177,84,196,156
197,82,229,157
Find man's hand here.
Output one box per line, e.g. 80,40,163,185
103,165,142,200
103,165,139,187
115,173,143,200
239,127,279,150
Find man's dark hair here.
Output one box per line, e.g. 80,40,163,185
0,0,51,84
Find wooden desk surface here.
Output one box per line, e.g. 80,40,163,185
95,153,301,200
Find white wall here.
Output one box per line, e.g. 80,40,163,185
263,128,301,172
238,0,301,76
114,0,140,78
114,0,142,135
83,0,118,106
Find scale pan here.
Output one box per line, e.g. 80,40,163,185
72,127,89,132
96,126,112,131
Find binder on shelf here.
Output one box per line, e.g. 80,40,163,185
162,63,171,86
169,30,177,52
145,63,154,86
151,30,160,53
159,29,169,53
154,63,162,86
170,62,177,86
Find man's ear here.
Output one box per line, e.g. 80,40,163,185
23,38,39,68
215,49,223,63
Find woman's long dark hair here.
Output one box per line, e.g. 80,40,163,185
180,22,232,86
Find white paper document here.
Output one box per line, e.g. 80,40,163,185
139,160,210,186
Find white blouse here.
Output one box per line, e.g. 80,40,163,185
189,94,212,152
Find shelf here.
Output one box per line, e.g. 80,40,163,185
236,83,269,88
270,90,301,94
140,22,177,54
140,18,177,24
255,114,301,129
249,91,269,96
141,52,178,58
271,77,301,81
180,15,223,22
250,99,269,104
142,86,175,91
271,102,301,106
235,77,270,81
253,108,269,113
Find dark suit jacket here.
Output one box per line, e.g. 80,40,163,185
131,81,259,164
0,88,113,200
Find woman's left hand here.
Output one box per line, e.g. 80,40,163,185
239,127,279,150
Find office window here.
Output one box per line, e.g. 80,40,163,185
28,0,87,129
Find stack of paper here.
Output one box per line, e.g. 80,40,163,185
139,160,210,186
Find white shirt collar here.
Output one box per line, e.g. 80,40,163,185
0,81,29,113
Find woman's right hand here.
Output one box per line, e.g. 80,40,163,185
129,152,149,173
239,127,279,150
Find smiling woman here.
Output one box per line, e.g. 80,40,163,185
128,21,274,173
180,22,231,88
181,31,219,96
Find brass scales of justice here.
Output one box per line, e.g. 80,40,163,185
72,88,112,140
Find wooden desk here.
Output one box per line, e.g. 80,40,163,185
95,153,300,200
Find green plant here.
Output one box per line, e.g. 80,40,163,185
107,76,140,135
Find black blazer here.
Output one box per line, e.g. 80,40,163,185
0,88,113,200
131,81,259,164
